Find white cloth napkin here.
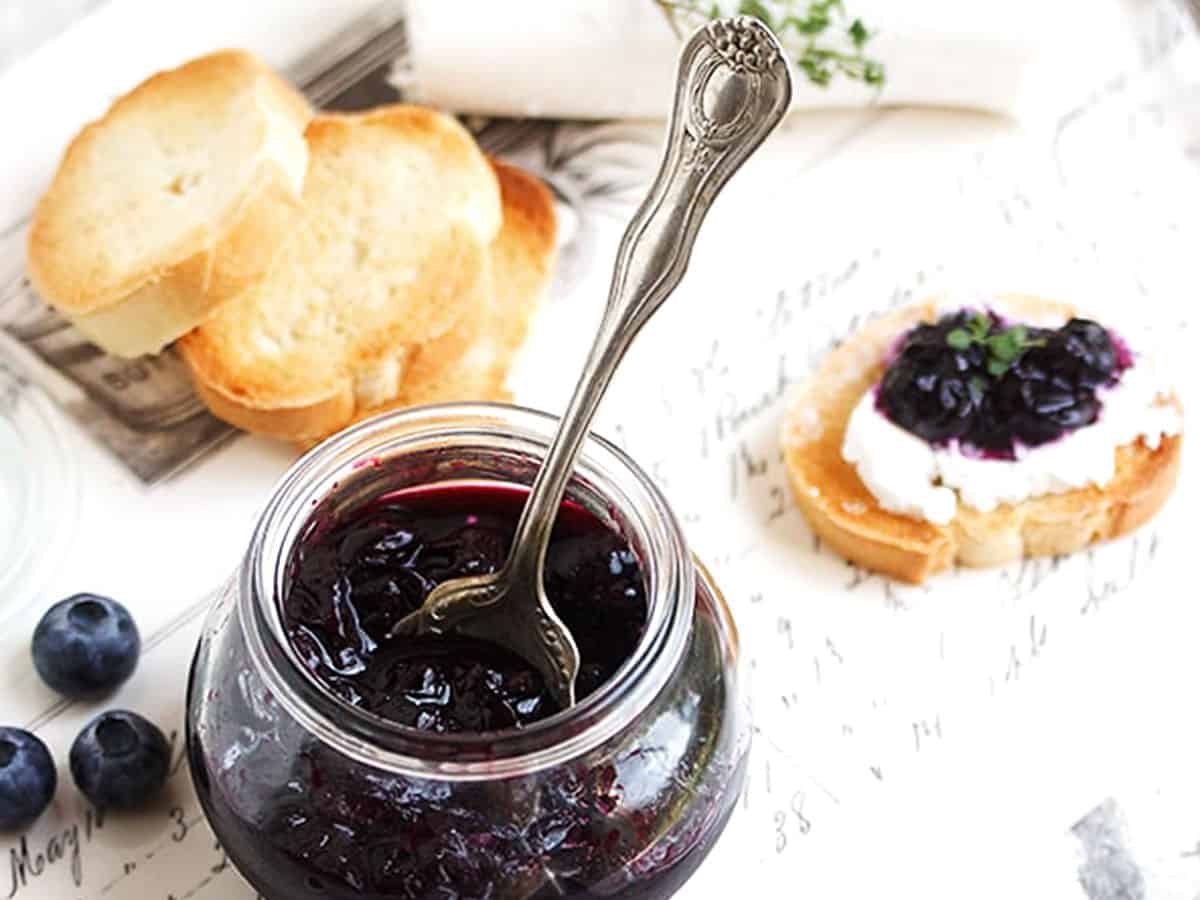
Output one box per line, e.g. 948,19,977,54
405,0,1135,122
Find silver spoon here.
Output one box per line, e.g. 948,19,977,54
390,16,793,709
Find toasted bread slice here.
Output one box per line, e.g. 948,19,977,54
295,159,558,448
178,105,504,440
782,296,1183,583
27,50,311,357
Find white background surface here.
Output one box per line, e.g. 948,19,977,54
2,2,1200,898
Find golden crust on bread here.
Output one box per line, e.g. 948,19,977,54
27,50,312,357
782,296,1183,583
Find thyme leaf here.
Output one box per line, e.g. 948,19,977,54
656,0,886,89
946,316,1046,378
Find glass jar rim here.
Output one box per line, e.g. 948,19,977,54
240,402,695,780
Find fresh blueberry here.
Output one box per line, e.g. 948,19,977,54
32,594,140,697
69,711,170,810
0,727,57,831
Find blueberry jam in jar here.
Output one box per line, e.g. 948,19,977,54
283,482,649,730
187,405,749,900
877,310,1129,458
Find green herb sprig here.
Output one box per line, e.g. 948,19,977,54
946,313,1044,377
657,0,886,88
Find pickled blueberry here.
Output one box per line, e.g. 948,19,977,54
0,728,56,831
32,594,141,698
70,711,170,810
1058,318,1121,387
877,311,1126,456
282,483,649,732
878,343,986,443
969,369,1099,451
969,346,1102,452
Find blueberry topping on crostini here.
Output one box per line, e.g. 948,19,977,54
32,594,141,698
70,711,170,810
0,728,57,831
877,311,1125,455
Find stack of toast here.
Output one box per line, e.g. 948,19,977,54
27,51,557,444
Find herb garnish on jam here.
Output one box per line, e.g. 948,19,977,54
657,0,886,88
945,311,1046,377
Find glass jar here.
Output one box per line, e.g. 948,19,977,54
186,403,750,900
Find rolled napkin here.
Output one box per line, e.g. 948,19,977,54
405,0,1132,121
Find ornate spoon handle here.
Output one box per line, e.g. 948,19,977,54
505,17,793,577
